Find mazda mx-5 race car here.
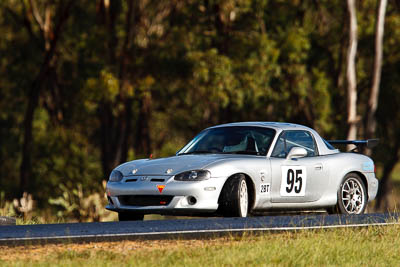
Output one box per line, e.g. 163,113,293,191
106,122,379,221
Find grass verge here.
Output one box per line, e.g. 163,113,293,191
0,224,399,266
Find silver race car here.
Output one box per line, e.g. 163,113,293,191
106,122,379,221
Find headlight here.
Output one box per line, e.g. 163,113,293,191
109,170,123,182
174,170,211,181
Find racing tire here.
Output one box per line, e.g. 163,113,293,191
118,212,144,221
332,173,367,215
218,174,249,217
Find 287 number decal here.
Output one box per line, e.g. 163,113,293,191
260,183,270,194
280,166,307,196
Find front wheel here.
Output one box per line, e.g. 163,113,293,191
333,173,367,214
118,212,144,221
219,174,249,217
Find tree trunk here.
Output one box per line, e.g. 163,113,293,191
134,92,152,157
345,0,358,148
99,101,113,178
98,0,139,177
116,0,137,165
375,139,400,211
335,6,348,93
19,1,74,194
20,82,40,193
365,0,387,153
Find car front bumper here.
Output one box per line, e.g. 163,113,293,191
105,176,226,215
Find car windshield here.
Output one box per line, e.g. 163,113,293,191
178,126,276,156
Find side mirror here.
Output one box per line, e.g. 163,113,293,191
286,147,307,160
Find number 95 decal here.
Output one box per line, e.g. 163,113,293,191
280,166,307,196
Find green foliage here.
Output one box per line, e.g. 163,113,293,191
48,182,116,222
0,0,399,221
0,191,17,217
0,191,35,222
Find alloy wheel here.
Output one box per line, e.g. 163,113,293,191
341,178,365,214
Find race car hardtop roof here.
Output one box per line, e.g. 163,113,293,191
208,121,313,132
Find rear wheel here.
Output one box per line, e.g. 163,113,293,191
332,173,367,214
118,212,144,221
219,174,249,217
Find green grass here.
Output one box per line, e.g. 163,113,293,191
1,224,400,266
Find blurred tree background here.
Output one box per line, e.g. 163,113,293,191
1,0,400,222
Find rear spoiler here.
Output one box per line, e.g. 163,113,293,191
327,139,379,150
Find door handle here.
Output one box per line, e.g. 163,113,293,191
314,164,323,171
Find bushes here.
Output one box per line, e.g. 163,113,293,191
48,181,116,222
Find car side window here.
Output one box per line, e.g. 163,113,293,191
271,132,287,158
271,131,318,158
286,131,317,157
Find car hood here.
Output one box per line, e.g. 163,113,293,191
116,154,230,176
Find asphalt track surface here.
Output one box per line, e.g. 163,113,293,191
0,213,398,246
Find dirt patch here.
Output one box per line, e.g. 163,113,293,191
0,238,240,261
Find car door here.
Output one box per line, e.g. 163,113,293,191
270,130,329,203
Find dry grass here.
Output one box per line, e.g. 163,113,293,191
1,225,400,266
0,239,221,262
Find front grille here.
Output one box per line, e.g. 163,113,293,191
118,195,173,206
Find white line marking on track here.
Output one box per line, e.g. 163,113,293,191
1,222,398,242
